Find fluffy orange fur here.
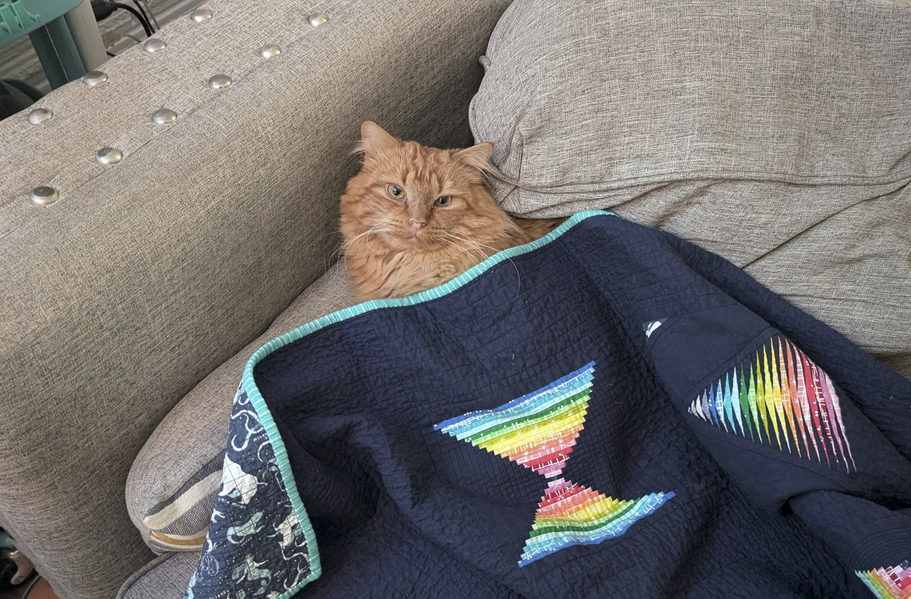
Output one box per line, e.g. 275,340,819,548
340,121,560,300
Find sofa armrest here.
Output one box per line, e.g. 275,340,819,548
0,0,513,597
124,263,356,555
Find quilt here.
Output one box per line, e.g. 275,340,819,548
185,211,911,599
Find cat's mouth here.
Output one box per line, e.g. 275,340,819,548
407,231,431,245
400,227,442,248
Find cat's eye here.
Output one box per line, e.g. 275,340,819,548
435,196,451,206
385,184,406,200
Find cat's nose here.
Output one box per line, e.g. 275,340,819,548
409,219,427,233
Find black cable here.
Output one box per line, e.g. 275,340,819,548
112,2,153,37
129,0,155,33
90,0,116,21
138,0,160,29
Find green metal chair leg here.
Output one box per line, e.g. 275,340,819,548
28,26,68,89
45,14,86,81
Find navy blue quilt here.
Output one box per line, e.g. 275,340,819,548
186,211,911,599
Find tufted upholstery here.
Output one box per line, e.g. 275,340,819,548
0,0,513,597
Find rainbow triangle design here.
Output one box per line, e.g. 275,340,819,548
687,336,856,473
857,561,911,598
434,362,674,567
434,363,595,478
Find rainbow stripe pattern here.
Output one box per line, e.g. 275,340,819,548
687,335,856,473
520,484,672,566
856,561,911,598
434,362,674,567
434,362,596,477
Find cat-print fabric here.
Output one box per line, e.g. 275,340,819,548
185,212,911,599
184,383,317,599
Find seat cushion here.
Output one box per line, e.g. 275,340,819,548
125,262,359,553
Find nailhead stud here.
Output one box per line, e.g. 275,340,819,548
29,186,59,206
151,108,178,124
27,108,52,124
143,38,166,52
96,147,124,165
82,71,108,86
208,74,232,89
261,44,281,58
190,8,212,21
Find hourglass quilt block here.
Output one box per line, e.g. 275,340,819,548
434,362,674,566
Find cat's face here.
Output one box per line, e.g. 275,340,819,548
340,121,513,253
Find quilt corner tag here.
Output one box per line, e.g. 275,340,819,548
433,361,674,568
183,385,318,599
856,560,911,599
686,334,857,474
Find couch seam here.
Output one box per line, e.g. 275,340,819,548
114,552,179,599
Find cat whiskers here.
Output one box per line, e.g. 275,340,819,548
443,232,522,301
441,232,489,260
439,237,480,263
333,224,393,273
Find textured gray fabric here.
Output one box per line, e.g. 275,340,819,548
470,0,911,378
0,0,513,597
126,263,358,552
744,183,911,380
115,552,198,599
472,0,911,208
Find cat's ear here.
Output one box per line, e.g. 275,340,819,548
358,120,399,156
454,142,494,172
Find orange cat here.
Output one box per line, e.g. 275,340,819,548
340,121,561,300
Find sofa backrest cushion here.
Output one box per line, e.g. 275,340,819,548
471,0,911,214
469,0,911,378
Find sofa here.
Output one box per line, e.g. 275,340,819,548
0,0,908,597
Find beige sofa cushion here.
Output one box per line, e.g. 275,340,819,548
471,0,911,213
469,0,911,378
116,553,198,599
